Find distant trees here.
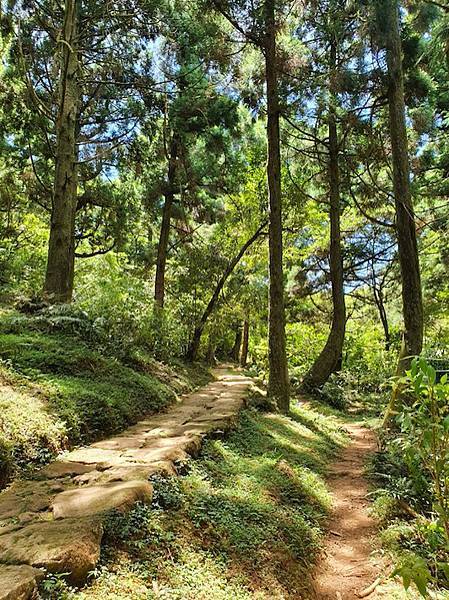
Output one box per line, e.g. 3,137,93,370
149,38,239,308
186,221,266,361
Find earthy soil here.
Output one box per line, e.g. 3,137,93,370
312,423,385,600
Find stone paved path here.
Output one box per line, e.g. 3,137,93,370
0,367,254,599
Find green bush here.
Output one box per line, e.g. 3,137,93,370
317,374,350,410
0,366,67,483
74,253,189,358
372,358,449,597
344,321,399,391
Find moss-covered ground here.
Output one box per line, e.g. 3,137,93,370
0,308,210,486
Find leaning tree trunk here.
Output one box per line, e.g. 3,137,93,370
383,0,423,426
301,41,346,393
240,317,250,367
265,0,289,412
154,137,178,308
43,0,80,303
373,285,391,351
186,222,266,362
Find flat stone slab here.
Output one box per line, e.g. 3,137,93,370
0,517,103,584
0,367,254,593
40,461,97,479
52,480,153,519
0,480,54,523
0,565,44,600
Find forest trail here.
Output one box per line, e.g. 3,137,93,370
0,366,254,600
312,423,386,600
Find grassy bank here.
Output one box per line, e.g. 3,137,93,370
58,402,350,600
0,307,210,487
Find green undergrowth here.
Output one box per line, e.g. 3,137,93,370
0,307,211,487
65,403,349,600
368,453,449,599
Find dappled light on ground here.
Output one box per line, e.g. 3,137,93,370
75,404,348,599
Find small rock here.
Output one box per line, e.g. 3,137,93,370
18,512,35,525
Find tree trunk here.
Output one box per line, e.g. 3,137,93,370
240,317,249,367
301,41,346,393
383,0,423,426
186,222,266,361
231,325,242,362
206,336,217,365
43,0,80,303
154,137,178,308
373,285,391,351
264,0,289,412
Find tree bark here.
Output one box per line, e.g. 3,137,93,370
382,0,423,425
231,325,242,362
186,222,266,362
43,0,80,303
206,336,217,365
301,40,346,392
264,0,289,412
154,137,178,308
240,317,250,367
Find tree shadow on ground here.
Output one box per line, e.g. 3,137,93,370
85,404,350,600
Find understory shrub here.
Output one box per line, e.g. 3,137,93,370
75,253,189,358
372,358,449,597
316,373,349,410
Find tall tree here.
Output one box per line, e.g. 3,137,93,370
301,30,346,391
380,0,424,423
240,316,250,366
154,135,178,308
44,0,79,302
12,0,156,301
264,0,289,410
211,0,290,411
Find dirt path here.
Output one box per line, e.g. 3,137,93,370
312,423,385,600
0,366,254,600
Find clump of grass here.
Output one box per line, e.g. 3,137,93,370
0,366,67,485
73,404,348,600
0,310,209,486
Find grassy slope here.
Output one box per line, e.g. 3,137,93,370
67,403,349,600
0,308,210,486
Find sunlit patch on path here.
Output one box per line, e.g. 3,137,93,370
312,424,383,599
